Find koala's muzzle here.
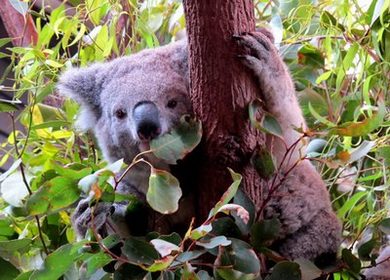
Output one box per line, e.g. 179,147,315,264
133,101,161,141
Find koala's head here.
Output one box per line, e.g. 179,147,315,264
58,40,191,163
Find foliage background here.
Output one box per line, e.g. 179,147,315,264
0,0,389,279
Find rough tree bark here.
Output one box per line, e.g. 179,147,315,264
0,1,37,47
183,1,267,219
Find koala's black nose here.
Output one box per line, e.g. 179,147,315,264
133,101,161,141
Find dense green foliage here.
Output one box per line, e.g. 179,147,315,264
0,0,389,279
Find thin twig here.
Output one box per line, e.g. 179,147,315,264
9,113,49,255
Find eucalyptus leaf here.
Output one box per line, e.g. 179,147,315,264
150,116,202,164
208,169,242,218
122,236,159,266
378,218,390,234
218,238,260,275
341,248,361,273
0,238,32,252
30,243,85,280
0,257,20,280
147,168,182,214
26,176,80,215
196,236,231,249
265,261,301,280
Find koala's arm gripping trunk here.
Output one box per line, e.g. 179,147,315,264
183,0,267,219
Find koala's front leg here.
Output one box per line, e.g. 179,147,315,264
235,32,307,166
72,186,142,240
71,198,114,240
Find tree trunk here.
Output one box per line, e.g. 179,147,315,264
0,1,37,47
183,1,267,220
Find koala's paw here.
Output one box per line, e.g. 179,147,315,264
233,32,283,77
72,198,114,239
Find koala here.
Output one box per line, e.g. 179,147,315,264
235,31,341,261
58,41,191,237
363,246,390,280
58,30,341,261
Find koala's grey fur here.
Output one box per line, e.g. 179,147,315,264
58,41,190,198
58,30,341,261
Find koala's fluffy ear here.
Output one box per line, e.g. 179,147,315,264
57,63,104,130
169,39,189,82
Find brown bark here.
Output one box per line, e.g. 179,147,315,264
0,1,37,47
183,1,266,219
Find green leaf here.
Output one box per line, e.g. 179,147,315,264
379,218,390,234
122,236,159,266
51,163,93,181
215,269,257,280
315,70,333,84
0,257,20,279
377,146,390,166
251,217,281,249
357,238,377,261
144,256,174,272
320,11,345,31
0,101,18,112
78,159,123,193
341,248,361,273
208,169,242,218
173,250,206,266
251,147,276,179
337,191,367,219
85,0,103,25
217,238,260,275
68,24,86,47
331,104,385,136
248,100,283,137
114,263,147,280
45,59,64,68
157,232,182,246
14,271,33,280
0,219,15,237
190,224,213,240
0,38,12,48
182,263,201,280
308,102,335,127
0,238,32,252
101,234,122,249
336,43,359,93
147,168,182,214
150,116,202,164
26,176,80,215
233,189,255,235
196,236,231,249
85,252,113,277
30,243,85,280
150,239,180,257
32,120,70,130
265,261,301,280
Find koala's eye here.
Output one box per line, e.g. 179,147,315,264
115,109,127,119
167,99,177,109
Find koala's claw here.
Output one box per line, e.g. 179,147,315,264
235,32,273,63
72,198,113,238
237,54,264,76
